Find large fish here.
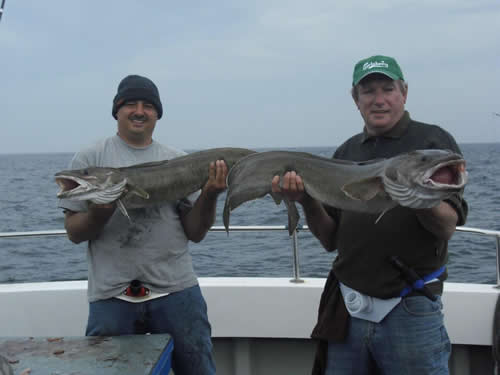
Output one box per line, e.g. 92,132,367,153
223,149,467,235
55,147,256,220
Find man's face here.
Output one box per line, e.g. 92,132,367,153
354,75,407,136
116,100,158,146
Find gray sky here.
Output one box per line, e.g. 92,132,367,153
1,0,499,154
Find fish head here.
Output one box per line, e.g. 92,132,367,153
55,167,128,204
382,149,467,209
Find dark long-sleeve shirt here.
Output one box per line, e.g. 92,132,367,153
311,111,468,374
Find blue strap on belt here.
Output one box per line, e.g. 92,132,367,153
399,266,446,298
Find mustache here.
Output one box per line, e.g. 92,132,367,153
129,114,148,121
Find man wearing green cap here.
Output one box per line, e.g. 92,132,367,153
272,55,467,374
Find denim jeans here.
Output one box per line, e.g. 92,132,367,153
326,296,450,375
86,285,215,375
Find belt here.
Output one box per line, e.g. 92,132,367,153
405,280,443,298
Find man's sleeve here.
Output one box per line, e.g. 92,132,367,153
438,128,468,226
444,195,468,226
176,191,199,216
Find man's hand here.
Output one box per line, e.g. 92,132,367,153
272,170,338,251
182,160,228,243
271,171,306,203
202,160,228,198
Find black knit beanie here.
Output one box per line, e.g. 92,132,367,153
112,75,163,119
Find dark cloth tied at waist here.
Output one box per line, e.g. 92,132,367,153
311,270,349,375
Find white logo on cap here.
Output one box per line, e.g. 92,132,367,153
363,61,389,71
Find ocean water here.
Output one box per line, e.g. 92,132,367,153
0,144,499,284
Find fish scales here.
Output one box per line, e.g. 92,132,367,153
55,147,257,211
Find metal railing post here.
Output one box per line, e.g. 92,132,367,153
496,234,500,288
289,229,304,284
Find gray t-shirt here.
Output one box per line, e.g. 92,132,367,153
59,135,199,302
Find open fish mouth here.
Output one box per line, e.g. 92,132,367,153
55,174,128,204
423,159,467,188
55,175,97,197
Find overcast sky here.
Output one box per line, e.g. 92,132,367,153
1,1,499,154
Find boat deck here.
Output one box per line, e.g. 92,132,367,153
1,226,499,374
0,278,497,375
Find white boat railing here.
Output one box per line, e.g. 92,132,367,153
1,225,499,285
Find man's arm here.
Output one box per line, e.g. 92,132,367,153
272,171,338,251
64,204,116,244
415,201,459,241
180,160,228,243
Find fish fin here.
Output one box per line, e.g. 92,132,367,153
283,198,300,236
223,199,231,236
116,199,132,223
342,177,384,201
270,191,283,205
374,204,398,223
128,184,150,199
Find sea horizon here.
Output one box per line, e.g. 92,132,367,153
0,141,498,156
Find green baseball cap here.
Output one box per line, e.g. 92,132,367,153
352,55,404,86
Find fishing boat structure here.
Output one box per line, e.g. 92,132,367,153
0,225,498,374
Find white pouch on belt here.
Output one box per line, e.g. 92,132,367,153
339,282,401,323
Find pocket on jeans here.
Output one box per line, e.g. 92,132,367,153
402,296,443,316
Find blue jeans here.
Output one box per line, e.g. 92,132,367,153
86,285,215,375
326,296,450,375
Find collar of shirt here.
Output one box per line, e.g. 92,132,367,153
360,111,411,144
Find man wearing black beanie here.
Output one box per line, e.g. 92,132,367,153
59,74,223,375
112,75,163,120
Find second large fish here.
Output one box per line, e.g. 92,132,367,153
223,149,467,235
